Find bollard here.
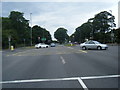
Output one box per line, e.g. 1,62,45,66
11,46,14,51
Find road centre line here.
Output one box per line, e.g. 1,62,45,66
60,56,66,64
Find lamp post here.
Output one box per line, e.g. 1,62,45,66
30,13,32,46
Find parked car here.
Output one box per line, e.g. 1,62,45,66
80,40,108,50
35,43,49,49
50,43,56,47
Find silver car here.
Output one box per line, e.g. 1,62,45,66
80,40,108,50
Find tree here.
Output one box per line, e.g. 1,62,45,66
32,25,52,44
2,29,18,49
74,22,92,43
92,11,116,43
73,11,116,43
54,28,69,44
115,28,120,44
2,11,31,48
9,11,30,44
2,17,12,30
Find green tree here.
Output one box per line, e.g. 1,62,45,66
115,28,120,44
9,11,30,44
54,28,69,44
2,17,12,30
92,11,116,43
73,11,116,43
32,25,52,44
2,11,31,48
74,22,92,43
2,29,18,49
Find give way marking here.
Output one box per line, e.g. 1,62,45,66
1,74,120,90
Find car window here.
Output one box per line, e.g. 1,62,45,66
88,41,95,44
94,41,101,44
85,41,89,44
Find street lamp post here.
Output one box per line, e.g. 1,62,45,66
30,13,32,46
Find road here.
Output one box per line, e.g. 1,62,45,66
1,45,120,89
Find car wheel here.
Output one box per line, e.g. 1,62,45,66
39,46,41,48
82,46,86,50
46,46,48,48
97,46,101,50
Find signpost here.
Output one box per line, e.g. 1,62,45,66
41,38,46,43
38,37,40,43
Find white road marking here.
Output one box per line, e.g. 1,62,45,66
79,50,87,53
1,74,119,84
67,47,74,49
81,74,120,80
77,78,88,90
60,56,66,64
0,77,78,84
0,74,120,89
12,50,32,56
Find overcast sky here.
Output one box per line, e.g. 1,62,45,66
2,0,119,40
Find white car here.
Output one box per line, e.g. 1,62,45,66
80,40,108,50
35,43,49,49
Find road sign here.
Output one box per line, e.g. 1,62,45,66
41,38,46,41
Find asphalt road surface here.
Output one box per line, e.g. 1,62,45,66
1,45,120,89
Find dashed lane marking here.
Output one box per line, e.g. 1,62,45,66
60,56,66,64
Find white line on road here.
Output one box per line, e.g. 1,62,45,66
60,56,66,64
12,50,32,56
1,74,120,90
0,77,78,84
67,47,74,49
81,74,120,80
77,78,88,90
79,50,87,53
1,74,119,84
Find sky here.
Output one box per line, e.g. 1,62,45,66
2,0,119,40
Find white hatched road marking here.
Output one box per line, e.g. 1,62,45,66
1,74,120,90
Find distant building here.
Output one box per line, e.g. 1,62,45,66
118,1,120,28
